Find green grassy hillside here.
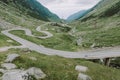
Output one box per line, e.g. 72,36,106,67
69,0,120,70
0,0,61,22
0,0,46,47
81,0,120,21
70,0,120,48
0,1,45,28
0,49,120,80
70,15,120,48
0,0,78,51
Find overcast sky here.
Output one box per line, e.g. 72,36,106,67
37,0,101,19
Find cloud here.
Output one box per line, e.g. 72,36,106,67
37,0,101,19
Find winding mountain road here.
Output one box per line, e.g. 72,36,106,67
36,26,53,39
1,25,120,59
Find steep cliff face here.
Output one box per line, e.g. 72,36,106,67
1,0,61,22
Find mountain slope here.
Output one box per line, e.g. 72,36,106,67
81,0,120,21
70,0,120,48
66,10,87,22
66,0,103,22
69,0,120,69
1,0,61,22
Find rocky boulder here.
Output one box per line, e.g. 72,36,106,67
26,67,46,79
1,63,17,70
5,54,20,63
76,38,82,46
2,69,29,80
78,73,92,80
75,65,88,73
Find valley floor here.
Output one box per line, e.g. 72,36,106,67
0,21,120,80
1,25,120,59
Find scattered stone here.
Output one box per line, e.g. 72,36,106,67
76,38,82,46
5,54,20,63
75,65,88,73
90,43,96,48
2,69,29,80
0,69,5,73
78,73,92,80
100,59,104,64
29,57,37,61
21,48,31,53
26,67,46,79
6,40,13,43
1,63,17,70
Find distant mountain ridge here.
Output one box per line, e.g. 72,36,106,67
81,0,120,21
1,0,61,22
66,0,105,22
66,10,87,22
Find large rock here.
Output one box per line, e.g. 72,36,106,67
26,67,46,79
2,69,29,80
78,73,92,80
75,65,88,73
5,54,20,63
1,63,17,70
